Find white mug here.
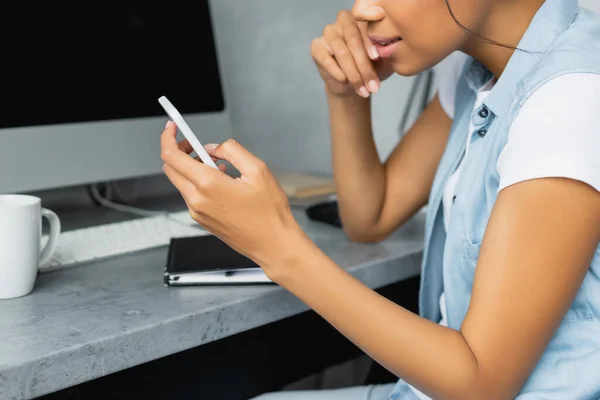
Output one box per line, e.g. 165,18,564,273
0,195,61,299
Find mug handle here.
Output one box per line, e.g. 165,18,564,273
40,208,61,268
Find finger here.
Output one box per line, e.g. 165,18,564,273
161,121,181,154
192,154,221,163
343,24,379,93
162,163,197,201
162,120,177,136
311,37,346,83
204,144,221,157
193,155,228,172
324,25,369,98
161,126,223,187
178,139,193,155
205,139,266,177
322,36,333,54
357,22,379,61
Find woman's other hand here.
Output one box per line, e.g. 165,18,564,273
311,10,394,99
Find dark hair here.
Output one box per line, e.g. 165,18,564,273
445,0,524,52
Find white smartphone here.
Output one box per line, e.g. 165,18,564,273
158,95,219,170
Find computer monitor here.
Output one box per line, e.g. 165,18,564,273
0,0,232,194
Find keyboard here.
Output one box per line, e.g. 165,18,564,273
41,211,210,272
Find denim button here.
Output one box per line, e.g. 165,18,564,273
478,107,489,118
478,128,488,136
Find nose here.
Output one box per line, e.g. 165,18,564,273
352,0,385,22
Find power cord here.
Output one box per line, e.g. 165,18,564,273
110,180,140,204
89,183,199,228
90,183,167,218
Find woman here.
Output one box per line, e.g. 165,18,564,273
160,0,600,398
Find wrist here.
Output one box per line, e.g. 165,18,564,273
325,87,370,104
260,222,317,285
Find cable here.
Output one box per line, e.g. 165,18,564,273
90,183,167,218
109,180,139,203
90,182,202,229
90,182,203,229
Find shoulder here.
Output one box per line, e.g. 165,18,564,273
434,51,470,119
527,9,600,83
510,73,600,140
497,73,600,193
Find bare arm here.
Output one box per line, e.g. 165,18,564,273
330,94,451,242
162,117,600,400
275,178,600,399
311,11,452,242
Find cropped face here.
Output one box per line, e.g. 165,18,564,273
353,0,493,75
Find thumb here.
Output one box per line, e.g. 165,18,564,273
204,143,219,152
205,139,264,176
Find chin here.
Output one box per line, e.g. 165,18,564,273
391,49,446,77
391,60,427,77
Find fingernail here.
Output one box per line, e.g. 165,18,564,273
359,86,370,98
204,143,219,150
369,45,379,60
165,120,172,129
368,80,379,93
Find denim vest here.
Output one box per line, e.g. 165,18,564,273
391,0,600,398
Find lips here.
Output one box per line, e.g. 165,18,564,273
371,37,402,46
370,35,402,59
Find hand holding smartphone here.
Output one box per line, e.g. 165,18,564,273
158,96,219,170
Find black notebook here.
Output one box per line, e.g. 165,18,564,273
164,235,272,286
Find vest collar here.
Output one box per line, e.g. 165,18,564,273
464,0,579,117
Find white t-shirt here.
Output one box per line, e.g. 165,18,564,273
408,52,600,400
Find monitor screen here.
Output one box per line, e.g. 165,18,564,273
1,1,225,129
